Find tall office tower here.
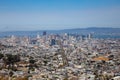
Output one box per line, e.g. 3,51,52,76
11,35,15,40
42,31,47,43
51,39,56,46
37,33,40,39
56,40,61,45
81,35,85,41
51,35,56,39
10,35,16,43
36,34,40,45
43,31,47,36
63,33,68,39
88,33,92,39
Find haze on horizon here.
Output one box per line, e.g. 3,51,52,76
0,0,120,31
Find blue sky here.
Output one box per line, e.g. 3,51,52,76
0,0,120,31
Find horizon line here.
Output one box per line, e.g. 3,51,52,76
0,27,120,32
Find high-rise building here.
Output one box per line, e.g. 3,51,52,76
51,39,56,46
43,31,46,36
37,33,40,39
88,33,92,39
81,35,86,41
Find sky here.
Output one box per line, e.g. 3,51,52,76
0,0,120,31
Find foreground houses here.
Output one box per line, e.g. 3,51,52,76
0,33,120,80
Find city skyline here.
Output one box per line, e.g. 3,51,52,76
0,0,120,31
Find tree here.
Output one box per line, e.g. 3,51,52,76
14,54,20,62
29,58,36,71
4,54,20,65
29,59,35,64
3,54,21,70
0,53,4,59
9,71,14,77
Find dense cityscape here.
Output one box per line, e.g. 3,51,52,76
0,31,120,80
0,0,120,80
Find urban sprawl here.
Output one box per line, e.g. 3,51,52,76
0,32,120,80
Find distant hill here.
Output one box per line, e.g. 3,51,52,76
0,27,120,38
86,27,120,33
59,27,120,34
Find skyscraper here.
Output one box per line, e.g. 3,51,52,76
51,39,56,46
43,31,47,36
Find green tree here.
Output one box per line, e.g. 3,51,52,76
9,71,14,77
29,58,36,71
3,54,20,70
0,53,4,59
29,59,35,64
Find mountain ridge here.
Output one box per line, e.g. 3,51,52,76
1,27,120,32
